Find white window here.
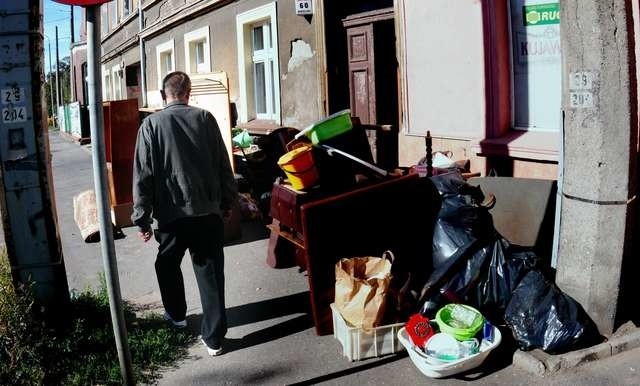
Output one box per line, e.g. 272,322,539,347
102,66,112,101
101,4,109,36
236,3,281,123
110,1,118,29
156,40,175,89
184,26,211,74
123,0,131,17
509,0,561,132
112,65,123,100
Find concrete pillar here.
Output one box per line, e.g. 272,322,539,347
557,1,638,335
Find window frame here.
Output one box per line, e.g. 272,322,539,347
110,1,118,29
111,64,123,100
123,0,131,18
102,65,112,101
507,0,562,133
236,2,281,124
184,26,211,75
156,40,175,90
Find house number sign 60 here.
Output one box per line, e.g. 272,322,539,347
295,0,313,15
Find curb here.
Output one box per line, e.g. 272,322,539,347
512,325,640,375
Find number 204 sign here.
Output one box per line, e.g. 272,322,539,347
295,0,312,15
2,107,27,123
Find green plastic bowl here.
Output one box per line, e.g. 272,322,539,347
435,304,484,341
305,109,353,144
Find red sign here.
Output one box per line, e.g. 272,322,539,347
52,0,111,6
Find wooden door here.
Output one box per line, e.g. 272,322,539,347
346,24,376,124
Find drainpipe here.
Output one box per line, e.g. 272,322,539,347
551,109,564,269
138,6,147,107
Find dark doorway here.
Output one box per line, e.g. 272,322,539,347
125,62,142,106
324,0,399,168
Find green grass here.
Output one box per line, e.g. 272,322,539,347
0,251,196,385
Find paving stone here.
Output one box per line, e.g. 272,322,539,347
559,342,612,369
513,350,546,376
610,329,640,355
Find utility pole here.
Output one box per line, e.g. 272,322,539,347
70,6,75,44
70,6,76,102
48,39,56,128
55,26,61,116
0,0,70,327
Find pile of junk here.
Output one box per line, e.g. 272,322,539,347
233,110,603,377
330,170,604,377
230,109,398,220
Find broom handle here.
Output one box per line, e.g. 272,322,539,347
321,144,388,177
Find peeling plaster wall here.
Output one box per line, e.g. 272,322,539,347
278,0,320,129
282,39,319,128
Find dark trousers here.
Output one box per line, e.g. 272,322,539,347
154,214,227,347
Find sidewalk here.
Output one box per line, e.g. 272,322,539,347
47,132,638,385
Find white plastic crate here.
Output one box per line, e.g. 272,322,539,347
331,303,405,361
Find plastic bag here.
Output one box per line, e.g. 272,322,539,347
504,270,600,353
232,129,253,148
473,243,538,314
430,172,496,269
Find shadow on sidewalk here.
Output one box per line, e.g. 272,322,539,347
224,219,271,246
185,291,313,351
288,353,408,385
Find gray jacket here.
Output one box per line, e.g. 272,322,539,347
131,101,237,231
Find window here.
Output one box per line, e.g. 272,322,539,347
251,22,276,118
103,67,112,101
509,0,561,132
184,26,211,74
110,1,118,29
123,0,131,17
101,4,109,36
112,65,123,100
156,40,175,89
236,3,281,123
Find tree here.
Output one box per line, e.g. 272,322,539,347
44,56,71,119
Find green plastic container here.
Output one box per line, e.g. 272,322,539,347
300,109,353,145
435,304,484,341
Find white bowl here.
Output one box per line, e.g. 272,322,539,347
397,326,502,378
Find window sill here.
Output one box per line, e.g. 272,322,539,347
235,119,282,136
471,130,559,162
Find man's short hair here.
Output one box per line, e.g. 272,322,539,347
162,71,191,99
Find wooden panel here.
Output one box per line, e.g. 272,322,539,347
300,174,441,335
346,24,376,124
103,99,140,207
351,69,370,124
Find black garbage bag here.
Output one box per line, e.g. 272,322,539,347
474,243,538,314
431,239,536,317
504,270,600,353
430,172,496,269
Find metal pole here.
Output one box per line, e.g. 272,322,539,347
86,5,134,385
138,6,147,107
48,40,56,128
70,5,74,44
55,26,61,109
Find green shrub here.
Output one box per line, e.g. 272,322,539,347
0,251,196,385
0,250,46,385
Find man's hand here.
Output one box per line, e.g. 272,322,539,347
138,230,152,242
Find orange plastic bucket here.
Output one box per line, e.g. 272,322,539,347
277,144,319,190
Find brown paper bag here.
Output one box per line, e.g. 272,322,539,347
334,251,393,329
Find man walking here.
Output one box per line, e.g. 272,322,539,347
132,71,237,356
